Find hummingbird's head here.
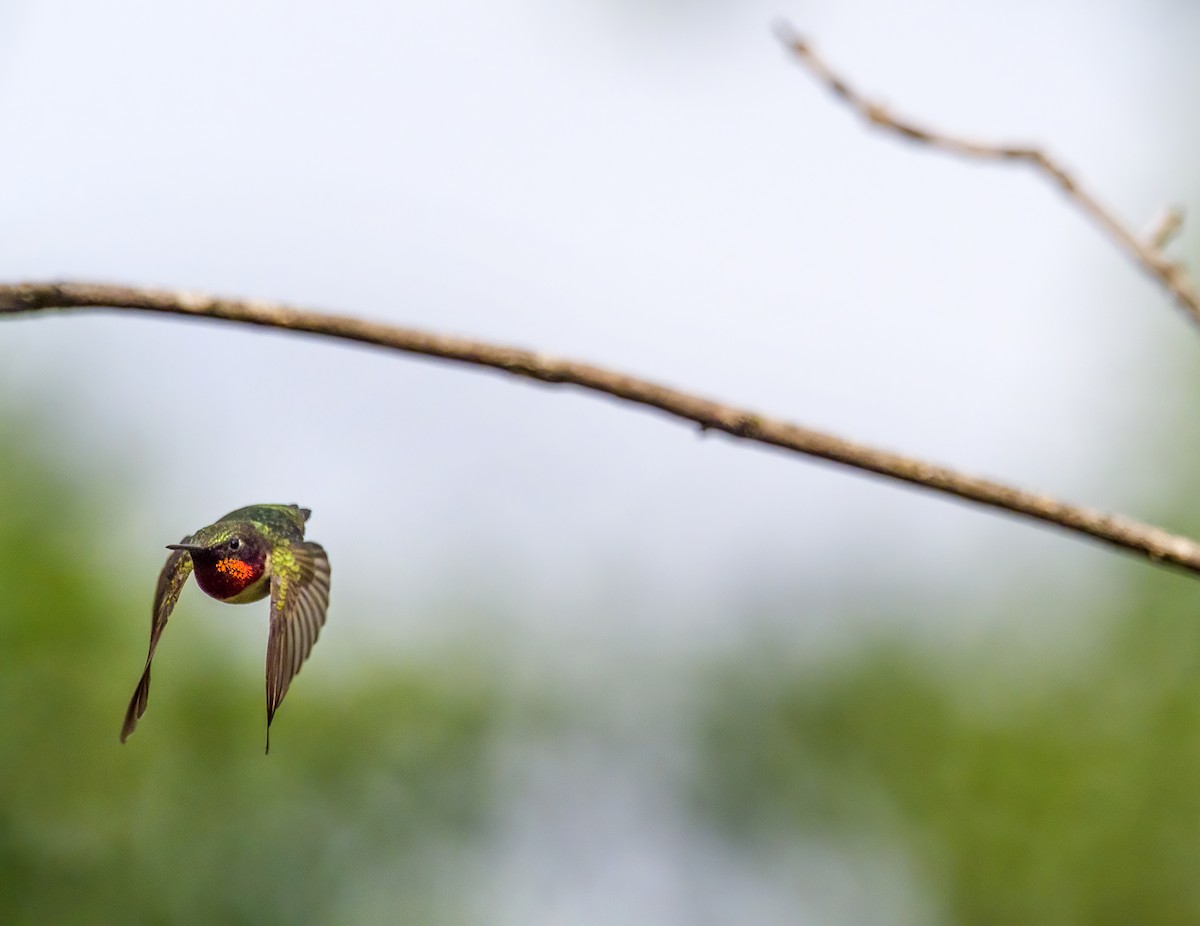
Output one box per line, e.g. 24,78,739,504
168,523,271,602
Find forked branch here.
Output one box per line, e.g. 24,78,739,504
774,23,1200,329
3,281,1200,574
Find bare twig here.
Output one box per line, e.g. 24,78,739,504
774,23,1200,329
3,280,1200,574
1145,207,1185,252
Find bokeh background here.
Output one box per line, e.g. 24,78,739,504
3,0,1200,922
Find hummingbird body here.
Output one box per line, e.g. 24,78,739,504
121,504,331,752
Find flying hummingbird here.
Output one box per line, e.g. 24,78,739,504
120,504,331,752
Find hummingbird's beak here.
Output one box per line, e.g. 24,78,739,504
166,543,204,552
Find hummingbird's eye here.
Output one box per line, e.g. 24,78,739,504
229,537,242,552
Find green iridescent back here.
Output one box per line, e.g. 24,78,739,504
217,504,309,542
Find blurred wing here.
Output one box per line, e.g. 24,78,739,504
120,540,194,742
264,541,330,751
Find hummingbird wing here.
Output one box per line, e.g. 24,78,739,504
120,539,194,742
264,541,330,752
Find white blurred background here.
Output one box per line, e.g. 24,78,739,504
2,1,1198,921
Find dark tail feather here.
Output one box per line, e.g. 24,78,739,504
120,666,152,743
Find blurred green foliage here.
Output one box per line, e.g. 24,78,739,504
697,561,1200,925
0,414,504,924
9,377,1200,922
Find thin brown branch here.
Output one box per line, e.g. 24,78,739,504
3,280,1200,574
774,23,1200,329
1146,206,1185,252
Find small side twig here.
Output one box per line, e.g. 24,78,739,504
1145,207,1185,252
4,280,1200,577
774,23,1200,329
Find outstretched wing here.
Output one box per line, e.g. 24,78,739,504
120,539,194,742
264,541,330,752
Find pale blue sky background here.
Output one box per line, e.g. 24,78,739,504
1,3,1198,920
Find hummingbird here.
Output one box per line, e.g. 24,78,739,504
120,504,331,752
